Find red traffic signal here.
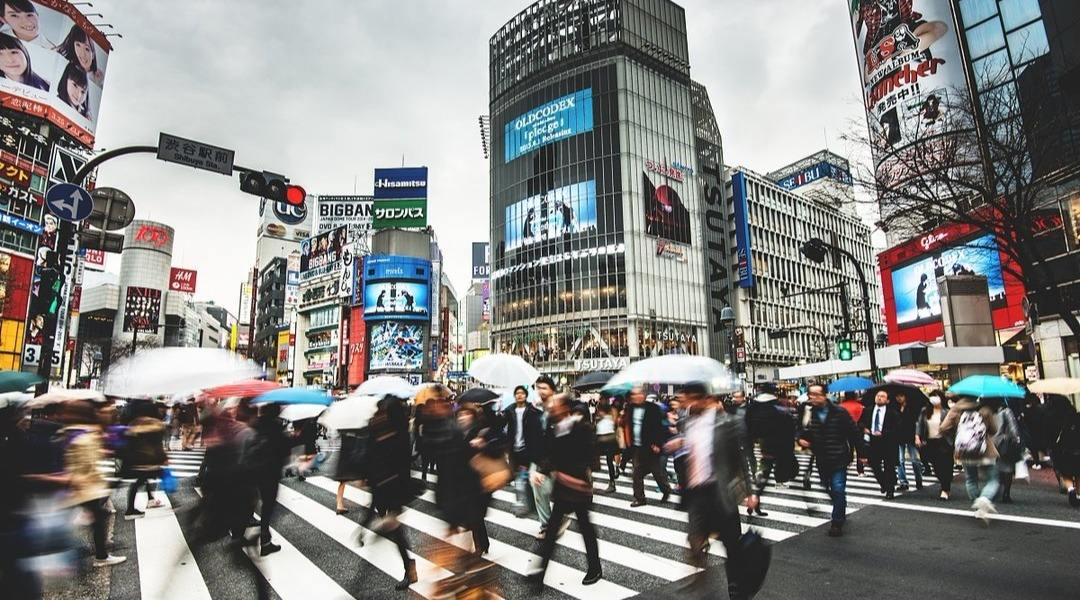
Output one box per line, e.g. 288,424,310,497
285,185,306,207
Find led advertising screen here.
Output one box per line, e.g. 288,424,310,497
849,0,974,187
504,88,593,163
363,281,430,320
890,234,1006,328
504,180,596,251
0,0,112,147
368,321,424,371
643,172,691,244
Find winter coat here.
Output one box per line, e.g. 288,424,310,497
799,403,866,473
541,415,596,505
502,403,545,464
746,399,796,457
427,416,483,527
122,417,167,474
940,399,998,464
366,398,414,512
619,401,668,450
248,414,294,482
60,426,109,507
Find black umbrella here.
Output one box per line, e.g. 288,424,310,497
572,371,614,392
860,383,930,411
457,388,500,404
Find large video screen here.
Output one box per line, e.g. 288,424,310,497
504,180,597,251
643,172,691,245
891,234,1006,328
504,88,593,163
369,321,424,370
0,0,111,146
363,281,429,321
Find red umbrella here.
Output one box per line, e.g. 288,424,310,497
203,379,281,399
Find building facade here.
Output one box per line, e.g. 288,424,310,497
726,167,883,382
489,0,722,380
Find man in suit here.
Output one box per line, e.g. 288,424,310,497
860,390,901,499
621,385,673,506
503,384,544,518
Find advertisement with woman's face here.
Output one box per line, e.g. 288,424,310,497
0,0,110,146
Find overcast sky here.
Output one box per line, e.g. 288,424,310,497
86,0,869,314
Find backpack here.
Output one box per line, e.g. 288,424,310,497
955,410,987,458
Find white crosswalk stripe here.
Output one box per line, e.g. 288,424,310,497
90,448,946,599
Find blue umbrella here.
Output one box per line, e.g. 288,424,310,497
828,376,875,393
948,375,1026,399
252,388,332,406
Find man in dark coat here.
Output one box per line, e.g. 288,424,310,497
859,389,902,499
502,384,544,516
621,386,672,506
249,403,296,556
798,383,867,536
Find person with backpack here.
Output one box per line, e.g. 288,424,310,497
122,401,168,519
989,398,1022,503
941,396,999,522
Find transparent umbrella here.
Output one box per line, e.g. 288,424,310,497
355,376,416,399
104,348,261,398
606,355,738,392
468,354,540,388
319,395,380,431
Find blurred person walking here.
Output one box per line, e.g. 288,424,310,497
121,401,168,519
989,398,1022,503
798,384,866,537
529,376,558,535
365,395,417,590
178,400,199,450
620,386,673,507
594,399,621,494
248,402,298,556
920,390,955,500
746,390,795,515
1048,398,1080,507
838,393,867,476
941,396,1000,522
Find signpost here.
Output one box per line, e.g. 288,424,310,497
45,183,94,222
156,133,235,175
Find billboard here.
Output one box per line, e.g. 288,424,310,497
849,0,973,186
878,223,1026,343
730,171,754,288
372,198,426,229
21,211,75,369
315,195,373,237
369,321,424,370
299,226,348,281
259,196,311,241
122,286,161,333
0,0,112,147
169,267,197,293
776,161,852,191
471,242,489,280
284,251,299,316
362,255,431,321
504,180,596,251
347,305,366,386
643,172,691,244
238,282,253,326
504,88,593,163
81,247,103,270
373,167,428,200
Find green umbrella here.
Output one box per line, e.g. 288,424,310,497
0,371,43,394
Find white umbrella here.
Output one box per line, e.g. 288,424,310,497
319,395,380,430
24,388,106,409
607,355,739,392
884,369,938,388
468,354,540,388
355,376,416,399
104,348,262,397
1028,378,1080,395
0,391,32,409
280,403,327,422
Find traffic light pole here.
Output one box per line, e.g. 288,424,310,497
801,238,878,376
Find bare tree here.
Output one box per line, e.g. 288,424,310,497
843,64,1080,338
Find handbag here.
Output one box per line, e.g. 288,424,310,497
470,452,512,493
160,467,178,493
732,528,772,595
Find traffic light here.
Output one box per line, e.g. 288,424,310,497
837,338,853,361
239,171,305,206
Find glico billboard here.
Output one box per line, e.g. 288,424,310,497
849,0,973,186
0,0,113,147
878,222,1026,344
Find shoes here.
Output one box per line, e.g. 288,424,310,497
93,554,126,567
395,559,417,590
525,570,545,593
123,509,144,520
754,507,768,517
885,491,895,500
335,508,349,515
827,523,843,537
260,543,281,556
582,569,603,585
939,491,949,501
534,527,547,540
601,483,616,494
146,499,164,509
1067,488,1079,508
660,491,671,503
972,497,997,523
915,482,923,491
630,499,647,508
896,484,910,492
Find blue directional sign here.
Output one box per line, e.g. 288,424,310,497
45,183,94,222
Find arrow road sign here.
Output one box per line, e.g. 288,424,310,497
45,183,94,222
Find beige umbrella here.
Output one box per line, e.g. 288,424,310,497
25,388,106,409
1028,378,1080,395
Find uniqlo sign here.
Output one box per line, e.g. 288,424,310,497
169,267,198,293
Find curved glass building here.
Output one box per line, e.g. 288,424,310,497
489,0,727,378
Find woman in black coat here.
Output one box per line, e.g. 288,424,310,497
365,395,416,590
746,394,796,515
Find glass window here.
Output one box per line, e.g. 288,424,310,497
1006,20,1049,65
999,0,1042,31
965,18,1006,59
980,81,1019,124
972,49,1011,91
959,0,998,27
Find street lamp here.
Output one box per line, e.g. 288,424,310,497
800,237,878,375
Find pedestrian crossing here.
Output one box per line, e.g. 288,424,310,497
96,448,205,484
77,450,937,599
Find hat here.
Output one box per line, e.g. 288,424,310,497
646,394,658,403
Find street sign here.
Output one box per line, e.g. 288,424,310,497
157,133,235,176
88,187,136,231
45,183,93,222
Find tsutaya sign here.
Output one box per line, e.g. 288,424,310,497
574,356,630,371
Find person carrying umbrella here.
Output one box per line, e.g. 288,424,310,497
364,394,417,590
620,385,673,507
247,402,302,556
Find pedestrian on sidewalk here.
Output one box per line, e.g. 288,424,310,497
594,399,620,494
1049,399,1080,508
121,401,167,519
859,390,901,499
894,391,924,491
941,396,999,522
920,390,955,500
529,376,557,535
529,392,602,588
502,384,543,516
620,385,673,507
798,384,867,537
666,383,761,598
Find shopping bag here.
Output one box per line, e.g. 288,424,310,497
1014,459,1030,481
160,467,178,493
